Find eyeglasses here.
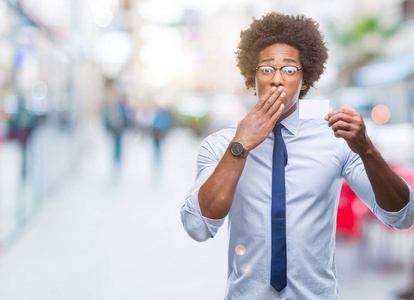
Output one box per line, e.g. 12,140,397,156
255,65,303,82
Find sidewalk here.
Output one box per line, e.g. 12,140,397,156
0,128,228,300
0,127,411,299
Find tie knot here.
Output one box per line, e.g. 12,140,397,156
274,124,283,135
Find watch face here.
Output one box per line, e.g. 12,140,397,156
231,142,244,156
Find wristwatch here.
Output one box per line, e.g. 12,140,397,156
228,142,249,158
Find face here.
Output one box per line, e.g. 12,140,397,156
255,43,306,121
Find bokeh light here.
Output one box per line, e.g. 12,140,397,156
241,263,253,277
235,245,246,256
371,104,391,125
31,80,48,99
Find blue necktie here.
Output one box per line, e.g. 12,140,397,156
271,123,288,292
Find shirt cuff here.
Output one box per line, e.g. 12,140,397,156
373,179,414,230
184,187,226,238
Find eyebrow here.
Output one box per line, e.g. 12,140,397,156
260,57,298,64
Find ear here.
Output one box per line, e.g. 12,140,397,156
301,83,308,91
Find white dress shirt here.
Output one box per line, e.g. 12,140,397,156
181,108,414,299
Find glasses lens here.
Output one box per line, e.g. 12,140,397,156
257,66,274,81
281,66,298,81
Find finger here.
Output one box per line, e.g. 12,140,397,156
331,120,355,132
261,86,284,112
255,86,277,110
333,129,354,140
327,112,356,127
327,107,357,119
328,111,362,126
267,91,286,116
325,106,357,121
270,103,285,124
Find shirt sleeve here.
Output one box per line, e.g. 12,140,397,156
341,144,414,230
180,135,227,242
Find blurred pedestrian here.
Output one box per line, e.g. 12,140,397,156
181,12,414,299
9,98,42,180
151,108,172,162
104,95,129,166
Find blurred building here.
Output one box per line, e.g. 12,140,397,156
0,0,119,249
330,0,414,165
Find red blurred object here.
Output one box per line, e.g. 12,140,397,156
337,181,368,240
337,165,414,240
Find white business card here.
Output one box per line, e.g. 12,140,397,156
299,99,330,119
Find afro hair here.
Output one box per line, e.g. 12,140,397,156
236,12,328,98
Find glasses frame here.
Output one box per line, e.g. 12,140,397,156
255,65,303,82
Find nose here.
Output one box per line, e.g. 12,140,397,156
270,69,285,87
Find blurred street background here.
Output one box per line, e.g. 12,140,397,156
1,0,414,299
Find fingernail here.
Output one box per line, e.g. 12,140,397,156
278,86,283,92
324,115,328,121
271,86,276,92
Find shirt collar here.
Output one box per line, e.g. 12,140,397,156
280,106,300,136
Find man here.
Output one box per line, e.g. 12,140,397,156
180,12,414,299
